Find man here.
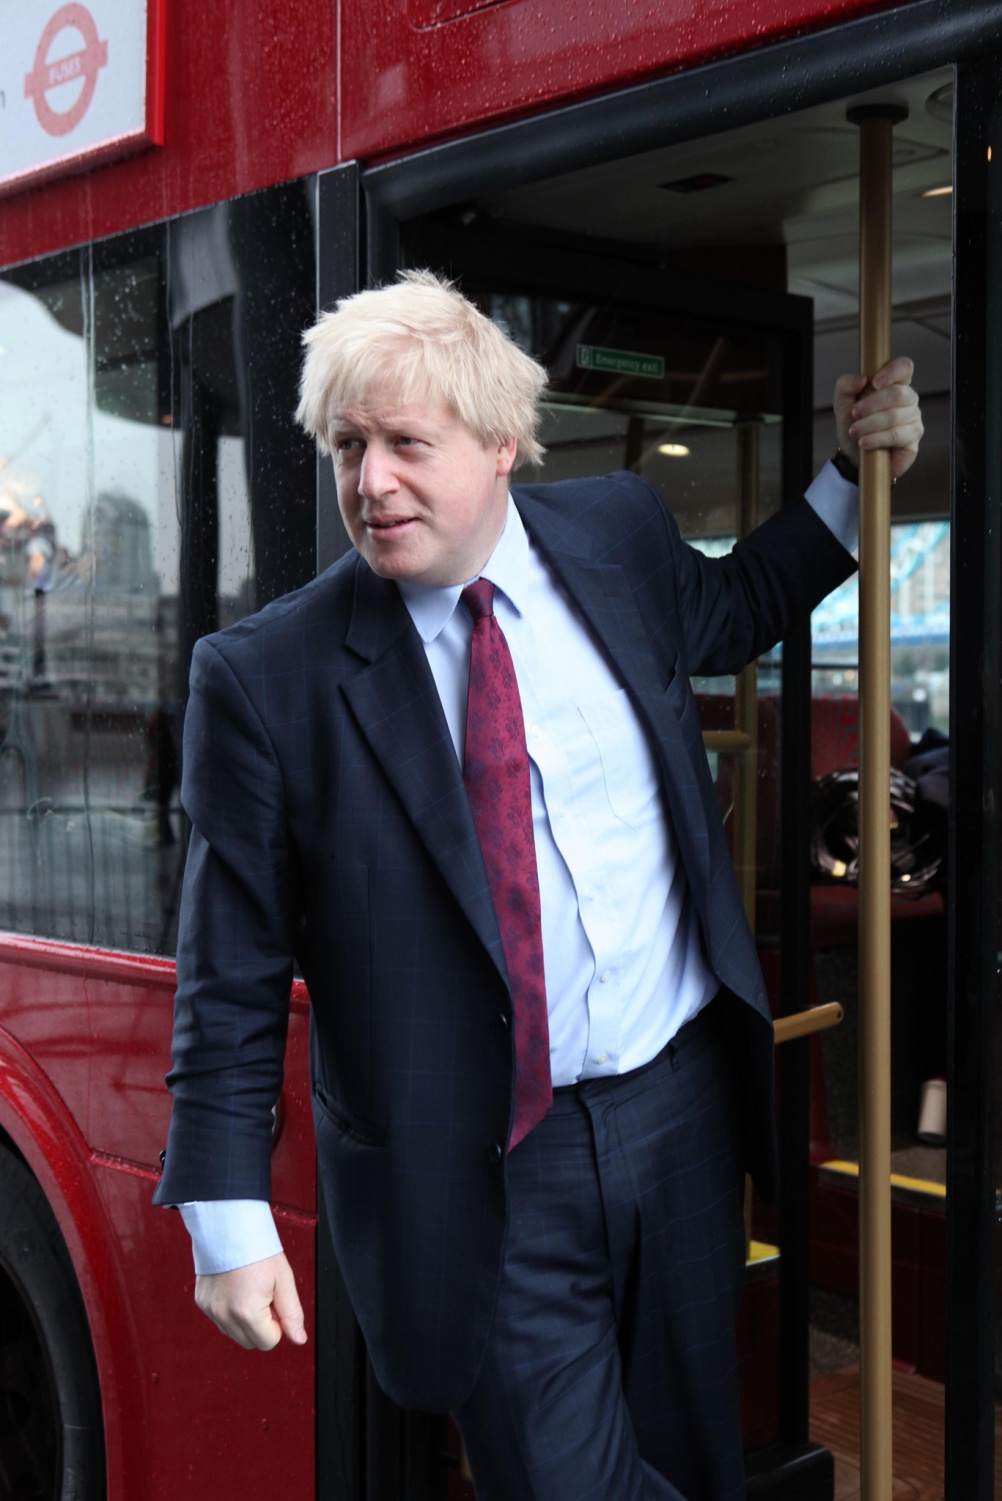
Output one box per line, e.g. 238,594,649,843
156,271,922,1500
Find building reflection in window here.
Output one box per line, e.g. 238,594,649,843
0,178,316,955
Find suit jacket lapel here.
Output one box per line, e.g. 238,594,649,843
340,560,509,983
514,492,713,902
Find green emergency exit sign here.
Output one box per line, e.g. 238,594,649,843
576,344,665,379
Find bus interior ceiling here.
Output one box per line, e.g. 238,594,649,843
426,65,952,537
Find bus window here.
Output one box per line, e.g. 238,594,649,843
812,521,950,738
0,256,167,951
0,179,317,956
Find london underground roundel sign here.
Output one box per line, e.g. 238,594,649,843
24,5,109,138
0,0,163,197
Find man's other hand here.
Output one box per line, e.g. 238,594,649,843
834,356,924,480
195,1251,308,1351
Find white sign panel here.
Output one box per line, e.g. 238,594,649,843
0,1,160,197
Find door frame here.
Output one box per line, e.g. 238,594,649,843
315,5,1002,1495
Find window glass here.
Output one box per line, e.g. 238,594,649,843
0,178,316,954
811,520,950,738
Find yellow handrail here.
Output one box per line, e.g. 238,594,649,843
773,1002,844,1045
701,729,753,753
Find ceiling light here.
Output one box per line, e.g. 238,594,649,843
658,443,690,457
922,185,952,197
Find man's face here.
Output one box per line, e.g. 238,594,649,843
332,400,517,588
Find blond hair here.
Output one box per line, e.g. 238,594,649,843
296,270,547,467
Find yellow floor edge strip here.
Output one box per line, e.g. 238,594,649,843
748,1239,779,1263
820,1158,946,1199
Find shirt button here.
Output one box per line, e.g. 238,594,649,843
487,1142,503,1164
595,1052,609,1065
600,971,611,984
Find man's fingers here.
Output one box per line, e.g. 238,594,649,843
834,372,868,400
849,390,920,439
272,1255,308,1346
233,1309,283,1351
196,1278,283,1350
855,418,925,450
194,1252,305,1352
871,354,915,389
851,380,920,416
850,402,924,448
835,359,916,408
850,407,924,479
850,406,924,442
834,361,918,424
834,356,922,475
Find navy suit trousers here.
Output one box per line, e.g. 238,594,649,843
454,1001,748,1501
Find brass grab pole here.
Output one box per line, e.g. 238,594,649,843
847,100,907,1501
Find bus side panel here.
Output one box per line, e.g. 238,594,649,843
340,0,911,159
0,0,921,275
0,943,315,1209
92,1162,316,1501
0,1027,146,1498
0,970,317,1499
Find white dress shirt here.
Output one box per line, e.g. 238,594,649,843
181,462,858,1274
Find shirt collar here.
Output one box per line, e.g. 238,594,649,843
397,495,529,644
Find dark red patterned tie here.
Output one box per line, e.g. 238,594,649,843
462,578,551,1150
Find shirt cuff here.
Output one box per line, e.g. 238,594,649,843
178,1200,284,1276
805,460,859,555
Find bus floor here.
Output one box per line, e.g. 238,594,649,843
807,1275,1000,1501
809,1363,960,1500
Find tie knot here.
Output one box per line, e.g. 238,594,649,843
462,578,495,623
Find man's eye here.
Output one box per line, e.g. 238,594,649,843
335,438,361,453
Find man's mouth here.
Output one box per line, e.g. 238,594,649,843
365,517,415,532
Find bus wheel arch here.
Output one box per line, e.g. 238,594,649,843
0,1142,106,1500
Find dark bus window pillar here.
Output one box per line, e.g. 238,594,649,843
947,50,1002,1501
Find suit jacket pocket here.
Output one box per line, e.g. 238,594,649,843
313,1084,386,1148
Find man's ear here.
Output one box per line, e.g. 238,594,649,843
496,434,518,477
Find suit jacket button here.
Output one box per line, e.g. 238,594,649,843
487,1142,503,1164
497,1011,510,1029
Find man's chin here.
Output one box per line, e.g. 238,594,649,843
358,533,420,578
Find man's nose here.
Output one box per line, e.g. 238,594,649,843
359,443,397,499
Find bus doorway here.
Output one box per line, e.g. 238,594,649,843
318,55,981,1501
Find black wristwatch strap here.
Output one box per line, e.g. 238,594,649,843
831,448,860,485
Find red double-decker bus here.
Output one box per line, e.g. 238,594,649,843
0,2,999,1498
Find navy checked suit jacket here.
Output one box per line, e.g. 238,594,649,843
155,471,855,1409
